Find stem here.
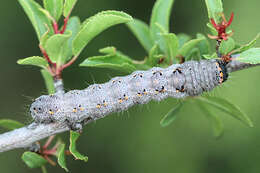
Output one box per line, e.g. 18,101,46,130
42,149,57,156
52,21,60,34
216,40,222,58
55,55,79,78
44,155,56,166
61,55,78,70
39,45,56,68
43,135,55,150
60,16,69,34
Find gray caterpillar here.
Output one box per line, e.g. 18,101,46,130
30,59,228,130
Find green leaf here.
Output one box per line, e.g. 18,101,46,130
41,166,48,173
57,143,68,172
207,22,218,35
80,47,136,73
185,48,201,61
69,131,88,162
18,0,53,40
63,0,77,17
99,46,117,55
236,48,260,64
219,37,235,54
17,56,48,69
22,152,47,168
203,52,218,59
197,102,224,138
0,119,24,130
150,0,175,53
39,8,56,22
196,33,211,55
73,11,133,56
43,0,63,21
126,19,153,53
40,26,51,47
160,102,183,127
205,0,223,23
65,16,81,59
161,33,179,63
198,96,253,127
178,38,204,57
45,31,72,65
149,44,160,59
232,33,260,54
177,33,191,48
41,69,55,94
147,44,162,65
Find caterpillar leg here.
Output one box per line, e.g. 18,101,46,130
65,119,83,133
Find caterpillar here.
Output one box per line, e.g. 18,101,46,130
30,59,228,130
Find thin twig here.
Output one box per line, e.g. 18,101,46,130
52,22,60,34
43,135,55,150
60,16,69,34
39,45,56,68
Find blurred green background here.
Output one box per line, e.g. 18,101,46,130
0,0,260,172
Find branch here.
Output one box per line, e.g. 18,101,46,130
0,123,68,152
0,57,259,153
54,79,65,95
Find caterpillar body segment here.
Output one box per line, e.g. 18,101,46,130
30,59,228,129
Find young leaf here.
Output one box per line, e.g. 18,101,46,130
150,0,175,52
18,0,53,40
219,37,235,55
232,33,260,54
197,102,224,138
147,44,163,66
17,56,48,69
22,152,47,168
126,19,153,53
40,25,51,47
198,96,253,127
41,69,55,94
45,31,72,65
205,0,223,23
196,33,211,55
236,48,260,64
149,44,159,59
72,11,133,56
161,33,179,63
0,119,24,130
63,0,77,17
160,102,183,127
177,33,191,48
69,131,88,162
99,46,117,55
207,22,218,35
43,0,63,21
57,143,68,172
65,16,81,59
152,22,168,54
178,38,204,57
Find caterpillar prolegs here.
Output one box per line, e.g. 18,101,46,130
30,59,228,130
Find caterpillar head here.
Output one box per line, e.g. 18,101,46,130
216,60,229,83
30,94,62,123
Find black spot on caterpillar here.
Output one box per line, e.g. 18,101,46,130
30,59,228,129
